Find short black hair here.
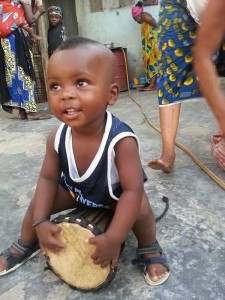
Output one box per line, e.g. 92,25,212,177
56,36,103,51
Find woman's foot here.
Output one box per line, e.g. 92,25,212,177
18,108,27,120
18,110,51,120
27,112,51,120
140,84,157,92
148,159,175,173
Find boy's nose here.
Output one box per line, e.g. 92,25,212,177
61,87,77,100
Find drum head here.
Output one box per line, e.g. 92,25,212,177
45,222,111,291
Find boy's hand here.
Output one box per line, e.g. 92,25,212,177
35,221,65,254
88,233,121,269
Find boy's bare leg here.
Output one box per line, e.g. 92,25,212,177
132,192,168,282
148,75,157,90
0,185,74,272
148,103,181,173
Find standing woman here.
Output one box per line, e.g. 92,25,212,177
148,0,209,172
0,0,51,120
132,1,159,91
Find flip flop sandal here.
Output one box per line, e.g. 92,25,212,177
0,240,40,276
132,241,170,286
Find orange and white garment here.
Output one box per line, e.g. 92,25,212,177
186,0,208,24
0,0,29,38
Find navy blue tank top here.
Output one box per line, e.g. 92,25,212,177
55,111,146,208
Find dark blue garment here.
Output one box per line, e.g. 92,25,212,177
57,112,147,208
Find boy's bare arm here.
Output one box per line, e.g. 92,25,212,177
89,137,144,267
106,137,144,244
194,0,225,135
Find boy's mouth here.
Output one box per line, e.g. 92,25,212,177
64,108,80,116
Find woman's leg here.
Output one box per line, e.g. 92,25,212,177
141,75,157,91
132,192,168,282
148,103,181,172
148,74,157,90
0,185,74,272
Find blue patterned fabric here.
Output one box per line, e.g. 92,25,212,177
0,28,37,113
157,0,201,106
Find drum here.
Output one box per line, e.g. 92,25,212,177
44,207,117,292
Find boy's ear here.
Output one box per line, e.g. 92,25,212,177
108,83,119,106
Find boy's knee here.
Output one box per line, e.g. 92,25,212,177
137,204,152,222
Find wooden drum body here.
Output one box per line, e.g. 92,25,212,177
44,207,116,292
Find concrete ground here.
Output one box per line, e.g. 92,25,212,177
0,89,225,300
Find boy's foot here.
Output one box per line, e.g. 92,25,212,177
132,241,170,286
144,252,170,285
148,159,175,173
0,240,40,276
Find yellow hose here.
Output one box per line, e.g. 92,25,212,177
120,47,225,190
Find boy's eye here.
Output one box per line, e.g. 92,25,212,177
49,83,60,91
77,80,88,87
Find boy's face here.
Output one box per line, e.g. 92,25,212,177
47,46,119,129
49,13,62,26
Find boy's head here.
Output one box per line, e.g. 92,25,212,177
48,6,62,27
47,36,119,126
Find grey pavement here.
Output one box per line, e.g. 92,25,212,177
0,89,225,300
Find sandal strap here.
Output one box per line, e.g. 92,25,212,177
0,241,39,272
132,241,170,273
1,248,24,271
136,241,162,256
132,256,170,273
132,256,168,267
12,241,29,255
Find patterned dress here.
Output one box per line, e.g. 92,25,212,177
157,0,202,106
141,22,159,84
0,0,37,114
157,0,225,106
